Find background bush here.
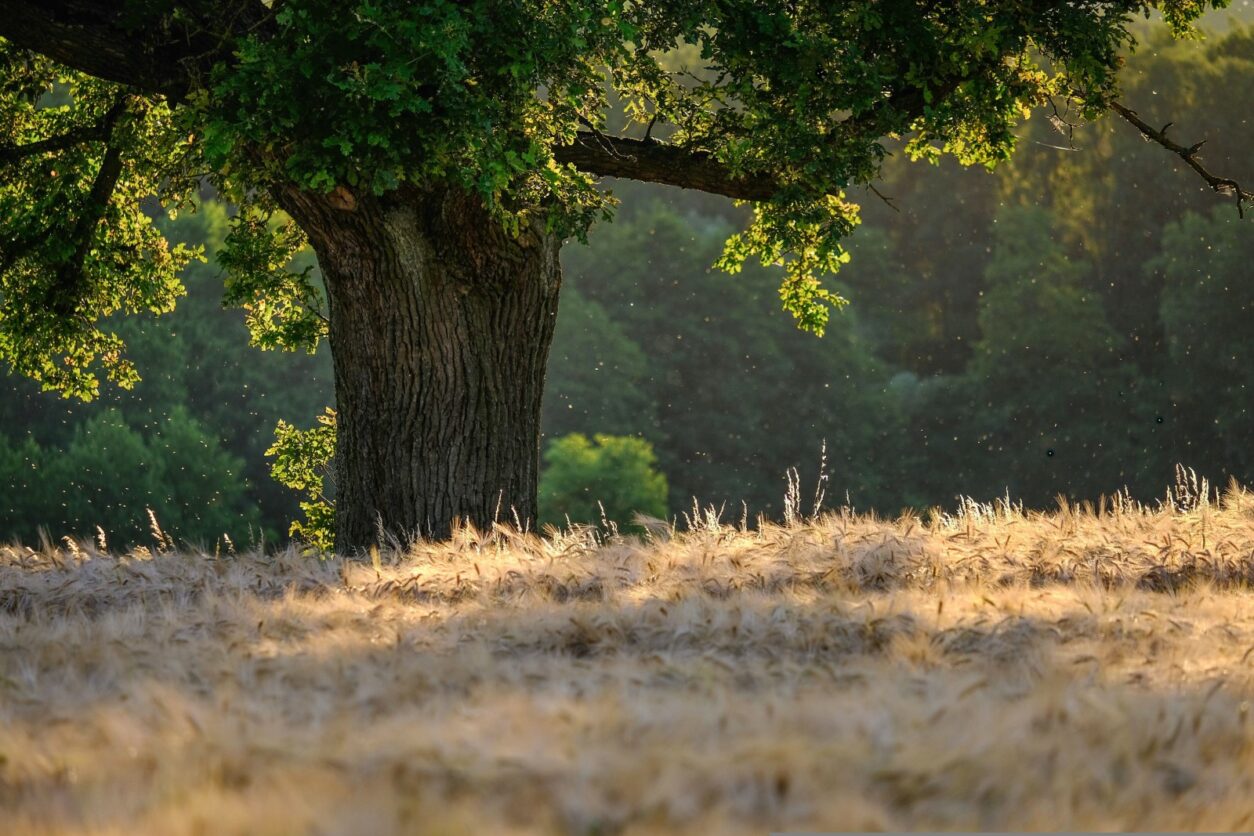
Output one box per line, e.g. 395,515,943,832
539,434,669,531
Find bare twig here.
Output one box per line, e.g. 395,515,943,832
867,183,900,213
1047,95,1079,150
1111,100,1253,217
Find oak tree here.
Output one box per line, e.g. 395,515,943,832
0,0,1247,551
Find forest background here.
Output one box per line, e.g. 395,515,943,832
1,17,1252,547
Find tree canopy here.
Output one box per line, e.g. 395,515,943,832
1,0,1244,402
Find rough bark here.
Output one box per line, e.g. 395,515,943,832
277,185,562,551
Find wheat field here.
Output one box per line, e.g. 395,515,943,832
3,485,1254,834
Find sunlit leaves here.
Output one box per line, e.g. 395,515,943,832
265,406,336,551
0,49,198,399
1159,0,1231,38
1152,208,1254,472
218,209,326,352
716,194,858,334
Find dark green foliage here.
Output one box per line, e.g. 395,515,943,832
43,410,160,543
840,158,1000,375
0,433,48,541
543,287,657,439
0,406,255,547
904,208,1154,506
1000,22,1254,368
199,0,621,226
0,198,331,547
538,434,668,531
1154,208,1254,480
555,191,901,515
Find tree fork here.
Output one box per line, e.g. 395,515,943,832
276,185,562,551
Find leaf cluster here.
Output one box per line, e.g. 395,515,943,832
218,208,326,352
265,406,336,550
0,46,200,399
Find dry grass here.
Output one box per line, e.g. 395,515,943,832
4,488,1254,834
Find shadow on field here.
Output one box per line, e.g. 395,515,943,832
2,519,1253,832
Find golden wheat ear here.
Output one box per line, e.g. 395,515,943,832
632,512,672,541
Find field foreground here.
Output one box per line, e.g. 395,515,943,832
3,493,1254,833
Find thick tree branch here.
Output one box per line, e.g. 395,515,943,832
553,79,957,202
0,123,112,166
40,96,130,315
0,95,130,284
0,97,131,283
553,134,785,202
50,139,124,315
1111,100,1253,217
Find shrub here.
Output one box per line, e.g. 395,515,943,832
539,433,668,531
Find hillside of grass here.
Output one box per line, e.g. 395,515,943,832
3,486,1254,833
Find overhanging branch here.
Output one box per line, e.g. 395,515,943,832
0,123,114,166
1111,100,1253,217
552,79,960,203
553,134,785,202
50,138,124,315
10,2,1242,223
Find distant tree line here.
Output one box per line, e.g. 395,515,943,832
550,25,1254,519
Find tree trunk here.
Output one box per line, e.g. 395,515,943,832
277,185,562,552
